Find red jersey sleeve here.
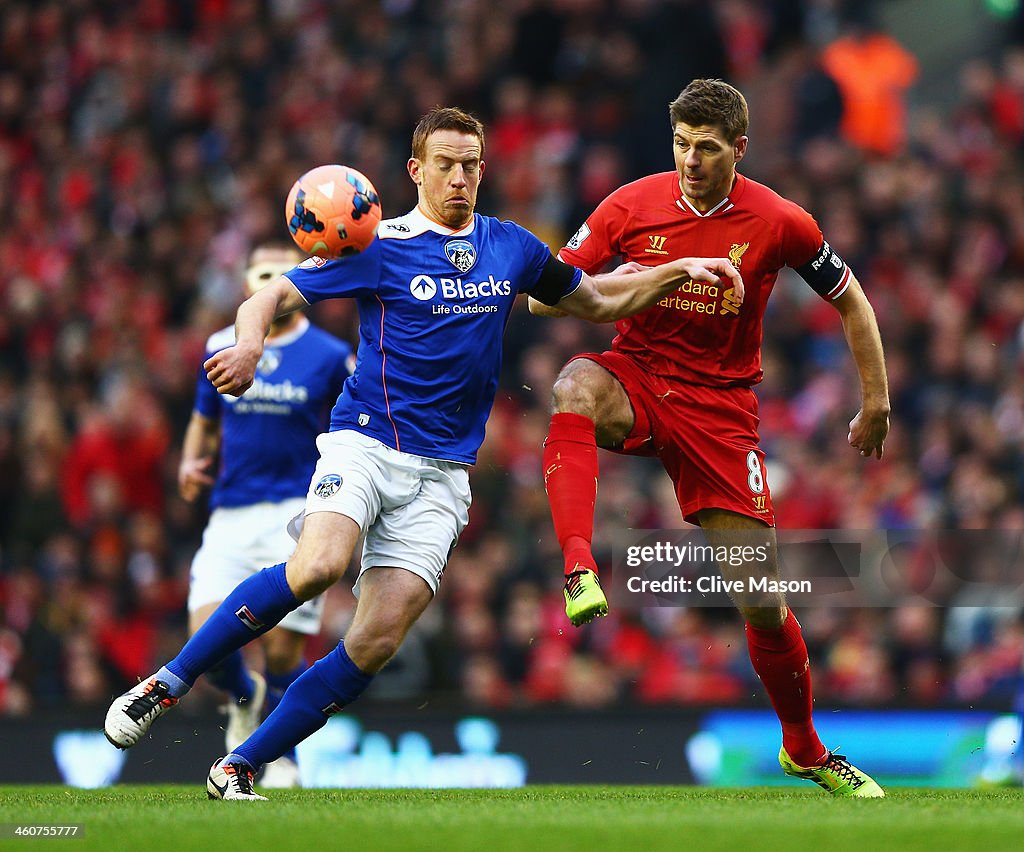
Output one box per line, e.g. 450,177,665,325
558,188,631,274
776,199,823,269
778,199,852,302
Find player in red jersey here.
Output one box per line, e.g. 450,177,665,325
534,79,889,796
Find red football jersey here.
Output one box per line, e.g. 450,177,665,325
559,171,849,387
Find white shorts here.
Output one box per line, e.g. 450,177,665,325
289,430,472,595
188,497,325,635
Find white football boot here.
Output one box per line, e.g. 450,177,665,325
104,676,179,749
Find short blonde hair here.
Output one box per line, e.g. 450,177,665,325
411,107,486,161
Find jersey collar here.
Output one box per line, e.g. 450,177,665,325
674,173,744,218
410,205,477,236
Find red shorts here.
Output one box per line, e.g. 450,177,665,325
572,351,775,526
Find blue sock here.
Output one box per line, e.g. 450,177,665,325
206,651,254,703
230,642,372,770
265,661,307,763
162,564,299,697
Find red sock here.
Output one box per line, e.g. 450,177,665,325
746,608,826,768
543,412,598,576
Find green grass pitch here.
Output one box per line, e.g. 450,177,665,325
2,786,1023,851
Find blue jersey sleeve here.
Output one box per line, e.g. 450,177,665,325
283,238,384,304
509,223,583,301
193,363,221,419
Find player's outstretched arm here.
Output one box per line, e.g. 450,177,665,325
553,257,743,323
528,263,647,318
833,275,890,459
204,277,307,397
528,296,568,317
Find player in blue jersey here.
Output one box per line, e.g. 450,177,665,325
105,107,743,800
180,242,352,788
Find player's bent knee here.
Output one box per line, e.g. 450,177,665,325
344,628,403,674
286,557,346,600
550,360,633,445
287,512,361,599
551,369,601,417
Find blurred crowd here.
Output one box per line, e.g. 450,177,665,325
1,0,1023,717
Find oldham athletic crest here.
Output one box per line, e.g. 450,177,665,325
445,239,477,273
314,473,343,498
256,350,282,376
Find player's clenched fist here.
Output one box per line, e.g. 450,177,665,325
204,344,261,397
848,407,889,459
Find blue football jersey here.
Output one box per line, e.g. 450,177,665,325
284,207,581,464
194,317,352,508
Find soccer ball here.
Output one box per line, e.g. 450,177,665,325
285,164,382,258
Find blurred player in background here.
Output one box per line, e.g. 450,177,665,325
105,107,744,800
978,651,1024,786
534,79,889,796
178,242,352,788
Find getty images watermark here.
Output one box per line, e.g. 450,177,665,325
609,529,1024,608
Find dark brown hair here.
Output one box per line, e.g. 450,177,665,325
249,242,301,264
669,79,749,143
411,107,486,161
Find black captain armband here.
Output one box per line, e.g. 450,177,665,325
529,255,581,306
794,240,852,301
